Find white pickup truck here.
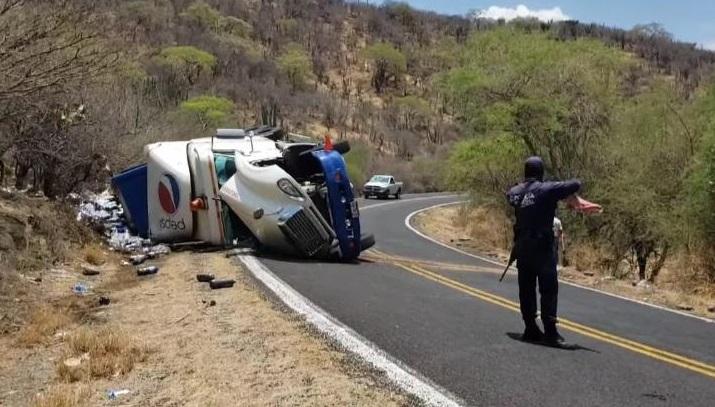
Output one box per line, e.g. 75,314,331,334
362,175,403,199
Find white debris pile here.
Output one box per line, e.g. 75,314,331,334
75,190,170,257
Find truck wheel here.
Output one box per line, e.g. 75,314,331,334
395,189,401,199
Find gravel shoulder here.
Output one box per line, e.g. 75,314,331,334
0,250,407,406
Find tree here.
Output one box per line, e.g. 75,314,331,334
0,0,115,119
362,42,407,93
179,95,235,129
153,46,216,103
180,1,221,32
156,46,216,85
277,43,315,92
439,28,627,178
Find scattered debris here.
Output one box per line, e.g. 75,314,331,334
106,389,130,400
209,300,216,307
603,275,616,281
99,296,111,306
129,254,148,265
196,274,215,282
209,279,235,289
81,264,102,276
144,244,170,257
582,271,595,277
137,266,159,276
72,283,90,295
676,304,694,311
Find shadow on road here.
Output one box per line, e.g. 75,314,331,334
506,333,600,353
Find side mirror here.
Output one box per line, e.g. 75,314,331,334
333,140,351,155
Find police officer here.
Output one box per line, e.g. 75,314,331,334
506,156,581,345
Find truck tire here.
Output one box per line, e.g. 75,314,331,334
360,233,376,251
394,189,401,199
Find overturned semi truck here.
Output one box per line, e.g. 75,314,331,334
111,126,375,261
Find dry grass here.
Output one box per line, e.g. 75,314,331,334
567,242,611,273
415,204,511,261
31,384,89,407
57,326,149,382
16,307,72,347
82,246,106,266
460,204,512,252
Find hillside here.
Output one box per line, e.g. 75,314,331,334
3,0,714,194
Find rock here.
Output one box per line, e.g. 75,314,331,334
129,254,147,265
136,266,159,276
636,279,651,289
209,300,216,307
196,274,215,282
582,272,595,277
676,304,694,311
209,279,235,289
81,265,102,276
603,276,616,281
99,296,111,306
707,305,715,313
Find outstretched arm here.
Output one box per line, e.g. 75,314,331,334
545,180,582,201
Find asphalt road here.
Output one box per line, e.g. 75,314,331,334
258,194,715,406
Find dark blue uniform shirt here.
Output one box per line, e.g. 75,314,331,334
506,179,581,233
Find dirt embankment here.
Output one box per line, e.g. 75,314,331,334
414,204,715,319
0,192,406,406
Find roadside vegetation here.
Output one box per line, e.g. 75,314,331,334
442,26,715,292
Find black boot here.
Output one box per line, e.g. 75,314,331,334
543,323,564,346
521,321,544,343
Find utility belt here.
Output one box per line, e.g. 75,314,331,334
512,227,554,259
514,227,553,242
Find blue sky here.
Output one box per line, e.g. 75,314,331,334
372,1,715,49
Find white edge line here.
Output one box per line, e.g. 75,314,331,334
361,194,460,211
237,255,465,407
405,201,715,324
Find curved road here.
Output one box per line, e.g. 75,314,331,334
256,194,715,406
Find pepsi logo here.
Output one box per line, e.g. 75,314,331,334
158,173,180,215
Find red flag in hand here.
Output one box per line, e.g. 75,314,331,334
566,195,603,214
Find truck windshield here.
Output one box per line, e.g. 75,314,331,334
370,176,390,183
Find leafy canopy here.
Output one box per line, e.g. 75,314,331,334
158,46,216,71
180,95,235,128
277,43,315,91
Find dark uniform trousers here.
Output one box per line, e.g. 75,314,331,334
516,231,558,326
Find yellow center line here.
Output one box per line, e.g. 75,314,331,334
365,249,499,274
366,250,715,379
